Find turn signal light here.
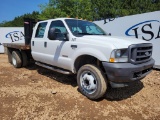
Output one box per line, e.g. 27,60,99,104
109,58,115,62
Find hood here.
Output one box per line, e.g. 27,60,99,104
77,35,149,49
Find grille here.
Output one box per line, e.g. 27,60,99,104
128,43,152,64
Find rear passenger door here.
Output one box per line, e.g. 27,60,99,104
31,21,48,63
32,20,70,69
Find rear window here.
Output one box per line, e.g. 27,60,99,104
35,22,47,38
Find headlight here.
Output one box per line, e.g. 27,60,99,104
109,49,128,62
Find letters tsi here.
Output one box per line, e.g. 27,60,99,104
125,20,160,41
6,31,24,42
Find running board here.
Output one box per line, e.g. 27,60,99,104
35,62,72,75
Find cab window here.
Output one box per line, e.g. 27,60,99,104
49,20,67,40
35,22,47,38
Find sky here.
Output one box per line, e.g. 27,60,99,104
0,0,49,23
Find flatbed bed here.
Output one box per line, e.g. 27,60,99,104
3,43,31,50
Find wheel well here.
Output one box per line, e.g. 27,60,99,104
7,48,18,56
7,48,20,54
74,55,105,73
7,48,32,59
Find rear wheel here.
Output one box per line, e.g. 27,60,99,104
12,51,22,68
7,48,12,64
77,64,107,100
21,51,29,67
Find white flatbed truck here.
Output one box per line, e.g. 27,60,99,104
3,18,155,100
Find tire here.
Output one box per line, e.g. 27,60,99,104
77,64,107,100
21,51,29,67
12,51,22,68
7,48,12,64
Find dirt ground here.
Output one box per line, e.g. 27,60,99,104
0,54,160,120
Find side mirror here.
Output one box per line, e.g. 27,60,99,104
48,28,69,41
48,28,56,40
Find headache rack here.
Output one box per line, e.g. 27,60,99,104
24,18,40,45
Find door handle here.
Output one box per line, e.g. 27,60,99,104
32,41,34,46
44,42,47,47
71,45,77,49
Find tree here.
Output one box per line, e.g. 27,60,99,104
1,0,159,26
38,0,94,20
119,0,160,16
39,0,159,20
0,11,40,27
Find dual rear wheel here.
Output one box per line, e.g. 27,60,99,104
11,50,28,68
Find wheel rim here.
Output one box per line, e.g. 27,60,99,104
80,71,97,94
12,56,16,66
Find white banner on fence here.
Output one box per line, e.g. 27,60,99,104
0,27,24,53
94,11,160,67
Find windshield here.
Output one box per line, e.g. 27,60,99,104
65,19,106,36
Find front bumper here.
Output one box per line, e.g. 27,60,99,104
102,59,155,88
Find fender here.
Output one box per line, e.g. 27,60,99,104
71,47,108,72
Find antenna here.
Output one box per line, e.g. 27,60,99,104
76,0,79,30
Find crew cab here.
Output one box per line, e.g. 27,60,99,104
3,18,155,100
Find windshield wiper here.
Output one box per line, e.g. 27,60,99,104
76,33,105,35
76,33,93,35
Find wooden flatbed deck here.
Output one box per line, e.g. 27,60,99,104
3,43,31,50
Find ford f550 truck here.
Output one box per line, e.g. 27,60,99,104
3,18,155,100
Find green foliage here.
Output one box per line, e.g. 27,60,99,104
38,0,160,21
38,0,93,20
0,11,40,27
119,0,160,16
0,0,159,27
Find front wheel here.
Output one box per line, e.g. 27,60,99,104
77,64,107,100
